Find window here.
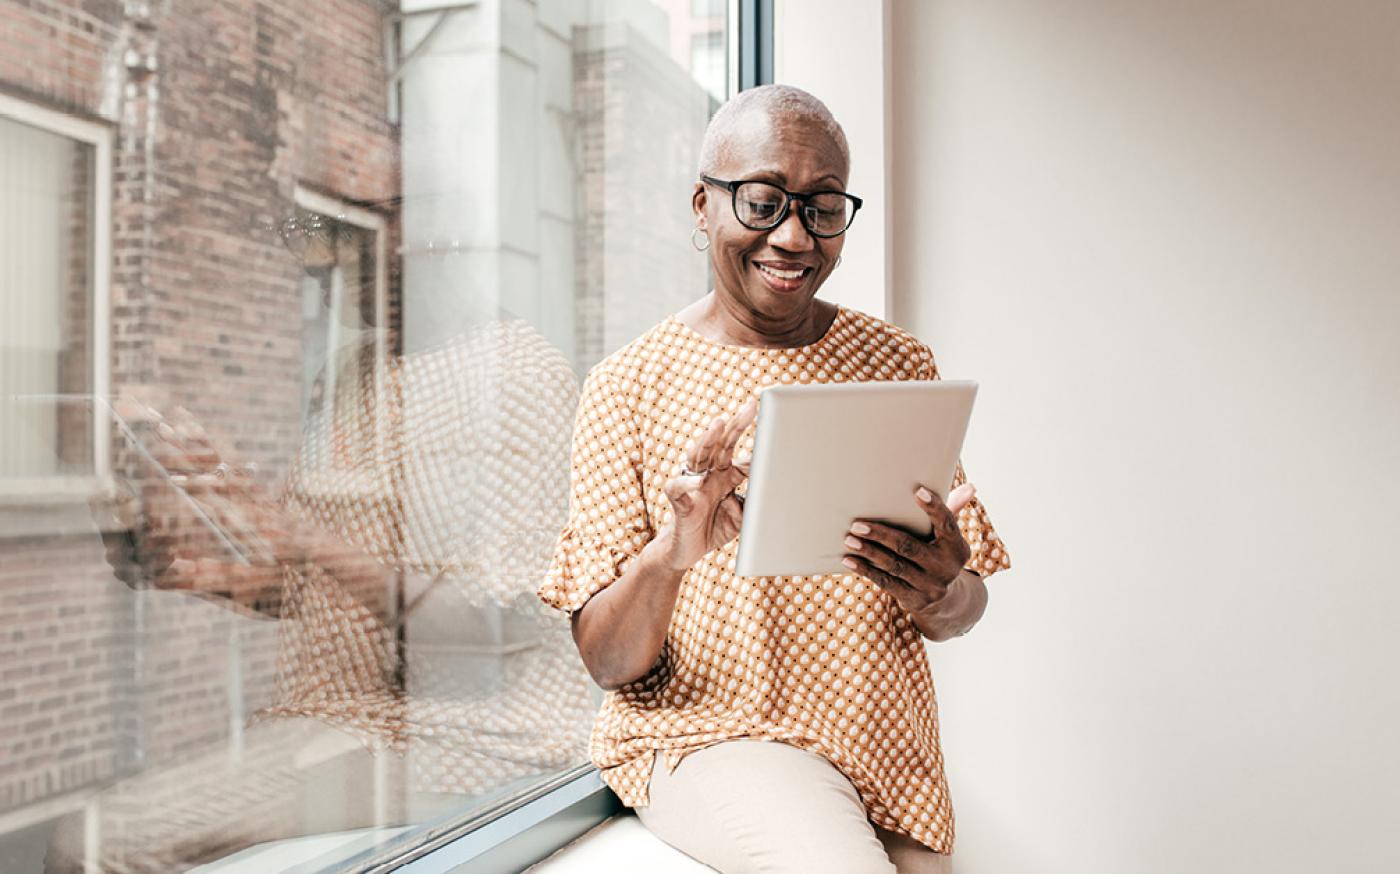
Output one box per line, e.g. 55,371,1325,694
0,94,111,497
692,30,728,103
0,1,731,871
290,187,389,488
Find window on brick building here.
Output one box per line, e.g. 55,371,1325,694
291,187,389,485
0,96,111,494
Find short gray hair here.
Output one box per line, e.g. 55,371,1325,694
697,84,850,179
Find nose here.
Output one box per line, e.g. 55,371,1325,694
766,199,815,252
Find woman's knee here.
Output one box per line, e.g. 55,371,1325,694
638,741,898,873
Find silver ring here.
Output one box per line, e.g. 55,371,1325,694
682,464,708,477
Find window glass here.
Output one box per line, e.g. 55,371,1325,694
0,1,728,871
692,30,728,103
693,0,727,18
0,113,95,481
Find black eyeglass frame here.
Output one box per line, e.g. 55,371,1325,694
700,174,863,238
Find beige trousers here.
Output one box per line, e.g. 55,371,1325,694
634,740,953,874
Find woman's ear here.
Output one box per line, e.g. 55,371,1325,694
692,182,707,226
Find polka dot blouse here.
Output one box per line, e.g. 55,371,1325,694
537,305,1011,854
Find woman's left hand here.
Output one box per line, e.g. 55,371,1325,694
841,482,977,616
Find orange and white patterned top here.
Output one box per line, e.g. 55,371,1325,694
537,305,1011,853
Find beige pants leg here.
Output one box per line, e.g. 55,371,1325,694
635,740,952,874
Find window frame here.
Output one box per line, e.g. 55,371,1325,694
736,0,774,91
291,185,390,380
290,184,392,500
0,93,113,504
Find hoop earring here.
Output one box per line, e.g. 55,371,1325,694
691,227,710,251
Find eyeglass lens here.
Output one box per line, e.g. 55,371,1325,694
734,182,852,236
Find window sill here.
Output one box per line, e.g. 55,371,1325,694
363,766,621,874
178,779,709,874
187,826,415,874
527,812,711,873
0,475,109,504
0,479,126,539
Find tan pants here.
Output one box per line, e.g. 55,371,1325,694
635,740,953,874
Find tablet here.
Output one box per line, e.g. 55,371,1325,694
24,393,267,565
734,380,978,578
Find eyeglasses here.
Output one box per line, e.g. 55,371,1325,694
700,175,862,238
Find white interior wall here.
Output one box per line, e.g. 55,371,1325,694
774,0,890,318
884,1,1400,872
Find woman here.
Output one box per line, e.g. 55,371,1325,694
538,84,1011,874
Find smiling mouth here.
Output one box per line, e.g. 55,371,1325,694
755,263,811,281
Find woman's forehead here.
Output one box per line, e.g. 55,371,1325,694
715,116,848,186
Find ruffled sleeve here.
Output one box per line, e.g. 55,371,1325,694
537,365,652,613
917,344,1013,580
949,461,1012,578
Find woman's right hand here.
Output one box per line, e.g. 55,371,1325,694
657,399,759,571
136,405,290,593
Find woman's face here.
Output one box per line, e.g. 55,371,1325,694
693,112,849,327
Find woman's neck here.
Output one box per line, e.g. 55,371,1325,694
678,292,837,349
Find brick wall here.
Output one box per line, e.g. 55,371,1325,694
0,534,125,810
0,0,400,822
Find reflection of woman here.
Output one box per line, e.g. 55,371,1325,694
47,322,592,874
538,85,1011,873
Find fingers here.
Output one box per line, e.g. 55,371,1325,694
712,399,757,473
155,556,281,606
149,409,222,476
718,493,744,538
686,416,726,475
915,482,973,538
112,397,160,426
843,521,930,584
684,398,758,478
155,556,206,591
663,476,696,514
169,406,223,461
913,483,974,565
732,452,752,477
944,482,977,516
840,554,925,610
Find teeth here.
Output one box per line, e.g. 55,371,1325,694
757,263,806,280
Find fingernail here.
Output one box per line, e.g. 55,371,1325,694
156,422,176,439
844,535,863,550
916,487,934,503
841,557,858,570
850,522,870,535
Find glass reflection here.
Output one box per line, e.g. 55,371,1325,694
41,318,589,872
0,0,726,871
